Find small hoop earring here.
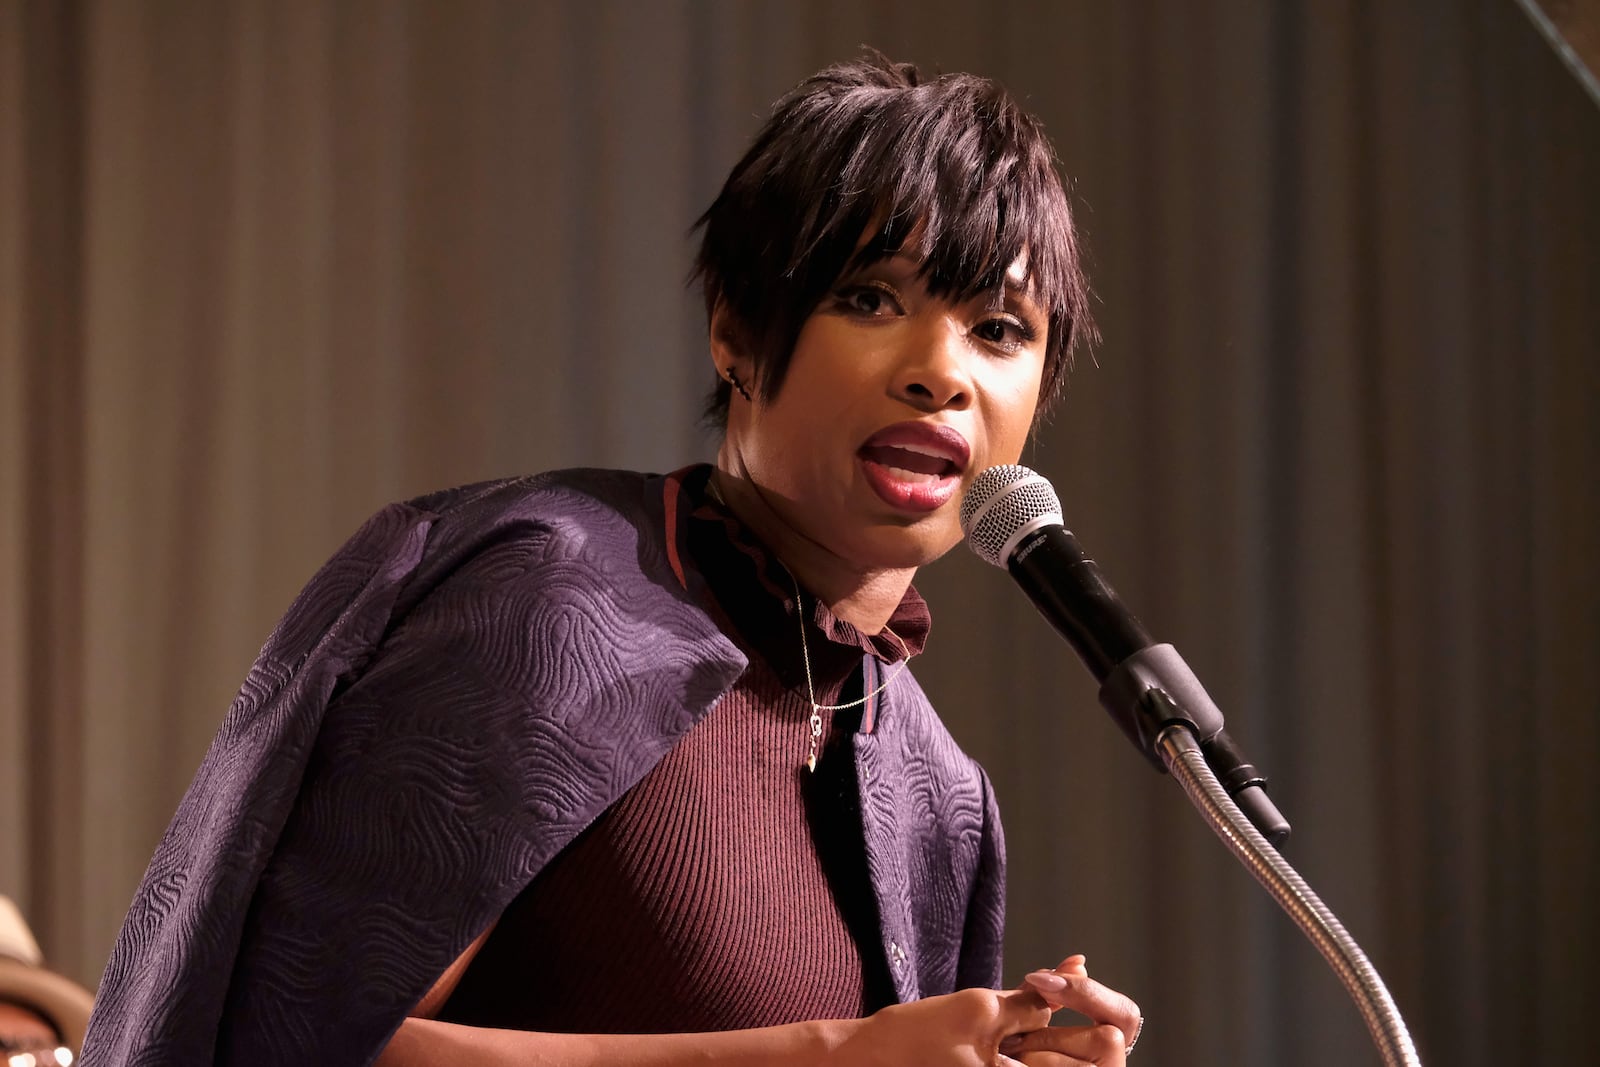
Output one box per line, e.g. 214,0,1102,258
725,367,753,402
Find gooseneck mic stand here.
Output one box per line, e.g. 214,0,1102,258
960,465,1423,1066
1022,528,1423,1066
1062,591,1427,1067
1140,690,1423,1067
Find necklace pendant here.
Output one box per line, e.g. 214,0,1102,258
805,751,818,773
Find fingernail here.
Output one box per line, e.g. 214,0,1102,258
1025,970,1068,992
1055,953,1086,974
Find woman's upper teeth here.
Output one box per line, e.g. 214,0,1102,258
895,442,947,460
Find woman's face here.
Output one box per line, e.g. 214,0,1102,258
719,251,1048,579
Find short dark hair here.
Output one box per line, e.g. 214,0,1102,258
693,52,1095,428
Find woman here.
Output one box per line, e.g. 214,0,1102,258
83,55,1140,1066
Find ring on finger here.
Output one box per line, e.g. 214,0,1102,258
1126,1016,1144,1055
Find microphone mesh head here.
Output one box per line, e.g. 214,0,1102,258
960,464,1063,567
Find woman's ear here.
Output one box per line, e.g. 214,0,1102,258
708,299,755,402
707,297,743,377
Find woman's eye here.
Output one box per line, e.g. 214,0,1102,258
973,317,1033,349
836,284,901,317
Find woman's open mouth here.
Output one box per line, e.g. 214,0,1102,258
857,423,970,511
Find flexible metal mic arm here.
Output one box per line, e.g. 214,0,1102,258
961,465,1421,1063
1141,689,1424,1067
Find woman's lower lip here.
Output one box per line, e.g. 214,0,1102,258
859,456,961,512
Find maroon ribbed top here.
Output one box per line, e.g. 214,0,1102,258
439,467,931,1033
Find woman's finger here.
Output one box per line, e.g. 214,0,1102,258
1000,1022,1127,1067
1019,955,1090,1012
1022,969,1070,1003
1011,1055,1096,1067
1042,974,1141,1047
993,986,1058,1036
1005,1053,1095,1067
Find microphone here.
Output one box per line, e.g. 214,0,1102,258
961,464,1290,845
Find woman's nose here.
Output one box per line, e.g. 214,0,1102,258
891,318,973,411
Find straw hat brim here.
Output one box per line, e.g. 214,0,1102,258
0,957,94,1052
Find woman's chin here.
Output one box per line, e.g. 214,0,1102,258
856,516,965,572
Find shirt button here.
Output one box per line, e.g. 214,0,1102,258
889,941,906,967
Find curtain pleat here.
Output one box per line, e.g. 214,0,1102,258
2,2,1595,1063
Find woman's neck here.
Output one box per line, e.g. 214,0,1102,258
706,465,914,635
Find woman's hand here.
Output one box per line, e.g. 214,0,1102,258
1004,955,1143,1067
832,956,1140,1067
832,985,1052,1066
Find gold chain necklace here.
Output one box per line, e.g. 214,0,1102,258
791,572,909,772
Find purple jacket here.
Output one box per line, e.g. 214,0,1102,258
82,468,1006,1065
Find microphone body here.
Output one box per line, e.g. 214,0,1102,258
1007,524,1154,682
962,465,1290,845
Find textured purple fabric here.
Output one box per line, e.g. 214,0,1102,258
81,468,1006,1066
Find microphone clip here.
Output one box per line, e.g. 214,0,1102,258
1100,646,1291,846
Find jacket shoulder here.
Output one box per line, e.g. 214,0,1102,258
385,468,678,608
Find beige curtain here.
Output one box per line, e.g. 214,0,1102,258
3,1,1596,1064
